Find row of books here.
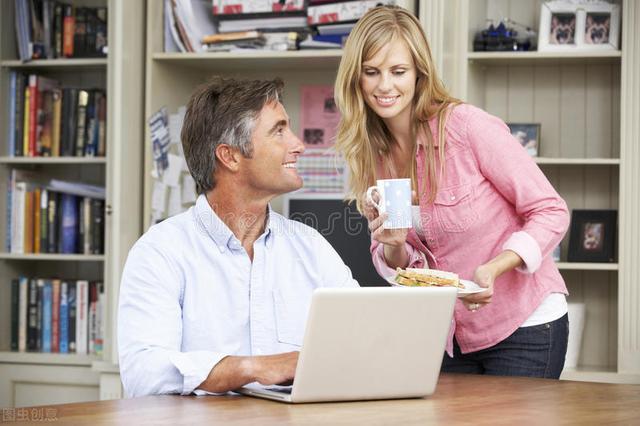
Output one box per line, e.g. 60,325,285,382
7,72,106,157
7,171,105,255
14,0,108,61
10,277,104,355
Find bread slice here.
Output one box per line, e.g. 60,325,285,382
394,267,462,288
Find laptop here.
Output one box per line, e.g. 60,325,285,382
235,286,457,403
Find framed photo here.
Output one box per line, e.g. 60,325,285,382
538,1,620,51
507,123,540,157
568,210,617,262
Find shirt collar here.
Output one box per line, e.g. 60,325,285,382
195,194,275,251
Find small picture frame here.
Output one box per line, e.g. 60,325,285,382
568,210,617,263
538,1,620,51
507,123,541,157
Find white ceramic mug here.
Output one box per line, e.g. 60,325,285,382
366,178,412,229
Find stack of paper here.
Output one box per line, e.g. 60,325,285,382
148,106,197,226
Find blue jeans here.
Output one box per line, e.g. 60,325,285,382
441,314,569,379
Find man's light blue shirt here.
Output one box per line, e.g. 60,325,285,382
118,195,359,397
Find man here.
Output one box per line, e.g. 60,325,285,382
118,77,358,397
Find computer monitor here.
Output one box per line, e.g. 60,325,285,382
283,195,386,287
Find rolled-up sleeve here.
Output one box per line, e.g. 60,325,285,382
118,241,227,397
466,108,570,273
370,239,427,281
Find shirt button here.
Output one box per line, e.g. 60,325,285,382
424,214,431,221
450,195,456,201
218,245,225,252
256,349,263,355
428,238,435,244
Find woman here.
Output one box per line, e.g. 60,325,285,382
334,6,570,378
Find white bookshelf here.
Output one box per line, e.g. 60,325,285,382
466,50,622,65
0,0,145,407
0,351,98,366
0,157,107,165
441,0,639,383
0,58,108,68
152,50,344,71
0,253,105,262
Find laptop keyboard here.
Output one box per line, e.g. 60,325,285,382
266,386,292,394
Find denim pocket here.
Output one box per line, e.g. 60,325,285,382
433,184,478,233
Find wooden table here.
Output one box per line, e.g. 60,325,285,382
7,374,640,425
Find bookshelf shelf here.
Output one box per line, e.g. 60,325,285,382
0,156,107,164
535,158,620,165
0,253,105,261
0,58,108,69
0,0,144,407
152,50,344,71
0,351,98,366
466,50,622,65
556,262,619,271
452,0,640,382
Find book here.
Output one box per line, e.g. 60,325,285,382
97,91,107,156
46,191,58,253
67,282,77,352
18,277,29,352
51,89,62,156
54,2,63,57
62,4,74,57
28,0,46,59
27,279,38,351
95,282,104,355
202,30,262,44
24,188,34,253
80,197,91,254
33,187,41,253
88,281,97,354
76,280,89,355
8,72,17,156
11,181,27,254
91,199,104,254
307,0,395,25
23,84,30,156
52,279,61,353
11,279,19,351
218,15,307,32
14,0,31,61
59,193,78,254
36,279,45,351
212,0,305,14
73,7,87,57
14,73,27,157
39,188,48,252
61,87,78,156
42,280,52,353
75,90,89,157
59,281,69,353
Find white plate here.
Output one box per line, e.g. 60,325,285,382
386,276,488,297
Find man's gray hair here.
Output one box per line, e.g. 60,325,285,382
181,76,283,194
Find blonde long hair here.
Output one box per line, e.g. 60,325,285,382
334,5,461,212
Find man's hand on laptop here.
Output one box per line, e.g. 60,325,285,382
250,352,299,386
197,352,299,393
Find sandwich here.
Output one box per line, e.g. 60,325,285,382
394,267,462,288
